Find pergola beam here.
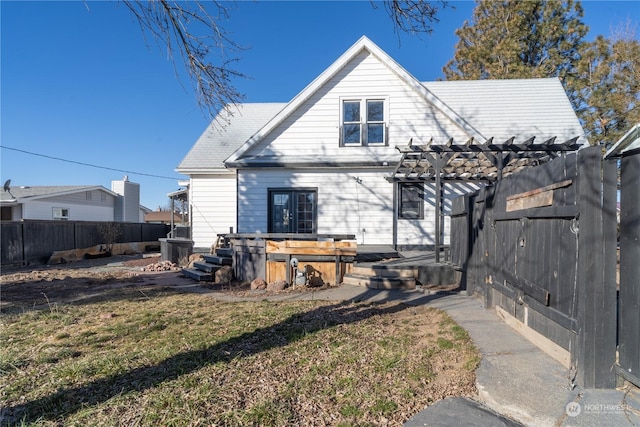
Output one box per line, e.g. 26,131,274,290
388,135,583,263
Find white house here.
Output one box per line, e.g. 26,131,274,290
177,36,586,250
0,178,147,222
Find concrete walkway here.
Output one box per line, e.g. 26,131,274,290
241,284,640,427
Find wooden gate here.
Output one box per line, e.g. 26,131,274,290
614,146,640,387
453,146,618,388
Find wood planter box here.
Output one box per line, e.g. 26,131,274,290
228,234,356,286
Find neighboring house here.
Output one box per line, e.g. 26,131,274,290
139,205,153,223
0,185,119,222
0,177,147,222
144,210,187,225
177,36,586,250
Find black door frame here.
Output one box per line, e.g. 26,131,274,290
267,188,318,234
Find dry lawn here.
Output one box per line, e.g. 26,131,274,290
1,259,479,426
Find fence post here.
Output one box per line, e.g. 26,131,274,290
575,146,617,388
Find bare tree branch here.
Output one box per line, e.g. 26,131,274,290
122,0,246,121
121,1,448,121
381,0,449,38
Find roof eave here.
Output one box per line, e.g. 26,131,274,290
18,186,118,202
176,167,234,175
605,123,640,158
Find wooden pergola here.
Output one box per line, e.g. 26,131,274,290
386,136,582,262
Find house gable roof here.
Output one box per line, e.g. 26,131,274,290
176,103,287,173
224,36,486,165
0,185,117,203
180,37,586,173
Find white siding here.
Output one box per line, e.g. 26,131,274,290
11,205,22,221
190,173,237,248
22,198,114,221
235,51,479,247
238,169,394,244
237,170,480,247
244,51,470,163
396,182,480,247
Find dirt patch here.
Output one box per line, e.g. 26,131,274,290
0,254,353,312
0,255,171,311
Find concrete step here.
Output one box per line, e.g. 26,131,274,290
193,261,222,274
182,268,213,282
215,247,233,258
341,274,370,287
350,264,417,278
203,254,232,265
342,273,416,290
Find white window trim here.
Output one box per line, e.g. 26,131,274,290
339,97,388,147
52,207,70,221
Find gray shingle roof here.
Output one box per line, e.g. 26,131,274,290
0,185,104,202
176,103,286,172
423,78,587,144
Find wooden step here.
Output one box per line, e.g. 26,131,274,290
182,268,213,282
349,264,417,278
342,273,416,290
215,247,233,258
193,261,222,273
203,255,232,265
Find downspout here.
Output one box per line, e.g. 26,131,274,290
392,181,398,250
170,197,174,237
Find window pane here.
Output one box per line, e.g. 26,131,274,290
399,184,423,219
343,124,360,144
343,101,360,122
367,124,384,144
367,100,383,122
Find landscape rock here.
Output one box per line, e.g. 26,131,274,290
251,278,267,290
141,260,180,272
187,253,204,268
189,253,204,262
267,279,287,292
215,266,234,284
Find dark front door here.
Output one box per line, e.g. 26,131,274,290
269,189,317,234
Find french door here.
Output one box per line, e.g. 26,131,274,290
269,189,317,234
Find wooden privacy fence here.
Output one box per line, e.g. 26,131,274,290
451,146,618,388
1,220,170,266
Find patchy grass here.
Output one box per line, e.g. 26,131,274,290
1,289,479,426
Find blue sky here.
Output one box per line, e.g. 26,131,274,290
1,1,638,210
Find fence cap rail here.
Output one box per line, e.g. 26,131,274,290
222,233,356,241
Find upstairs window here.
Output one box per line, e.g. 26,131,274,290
341,98,387,146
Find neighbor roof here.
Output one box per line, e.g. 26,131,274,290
176,103,286,173
0,185,115,203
